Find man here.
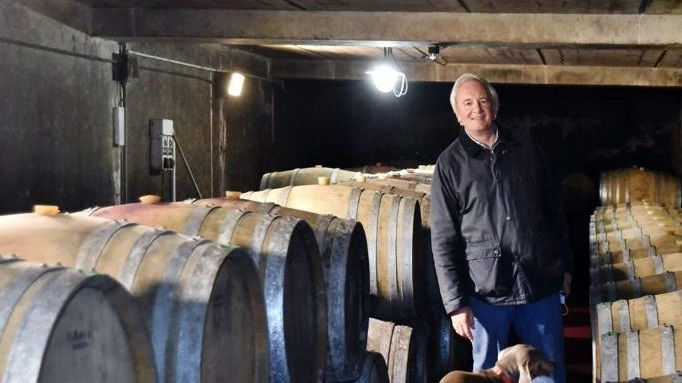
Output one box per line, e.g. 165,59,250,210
430,73,572,383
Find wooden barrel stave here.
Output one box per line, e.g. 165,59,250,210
600,325,682,382
396,197,424,317
366,318,415,383
388,325,413,383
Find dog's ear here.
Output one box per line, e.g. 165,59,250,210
529,351,555,377
518,359,533,383
518,350,555,383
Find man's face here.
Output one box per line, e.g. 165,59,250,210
454,79,494,135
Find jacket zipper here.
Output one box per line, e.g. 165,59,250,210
489,148,497,183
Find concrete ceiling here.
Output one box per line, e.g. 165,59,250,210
30,0,682,86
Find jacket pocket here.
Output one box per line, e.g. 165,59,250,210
465,240,512,297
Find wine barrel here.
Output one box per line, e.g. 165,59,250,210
362,177,431,195
590,271,682,304
354,352,390,383
337,181,430,229
346,163,399,174
399,315,439,383
391,174,433,187
0,213,269,383
80,203,326,383
366,318,415,383
596,290,682,337
191,197,370,382
589,209,682,265
333,181,437,306
590,252,682,285
334,182,440,309
599,325,682,382
260,167,359,189
0,256,157,382
599,168,682,208
242,184,425,320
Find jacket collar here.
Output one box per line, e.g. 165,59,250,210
459,123,512,158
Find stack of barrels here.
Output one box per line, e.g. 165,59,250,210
599,167,681,208
590,167,682,383
0,199,369,382
0,210,272,383
259,165,434,192
0,163,451,383
251,165,466,383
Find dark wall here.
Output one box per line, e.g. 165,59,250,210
274,80,456,170
124,43,216,202
496,84,682,179
124,44,273,199
272,79,682,181
0,3,119,214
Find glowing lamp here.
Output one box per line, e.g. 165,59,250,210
227,72,245,97
366,65,400,93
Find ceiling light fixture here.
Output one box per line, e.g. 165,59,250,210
416,44,448,66
367,64,400,93
366,48,408,97
227,72,245,97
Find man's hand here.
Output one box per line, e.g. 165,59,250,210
449,306,474,342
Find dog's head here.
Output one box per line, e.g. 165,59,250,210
495,344,554,383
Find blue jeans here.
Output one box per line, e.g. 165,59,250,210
469,294,566,383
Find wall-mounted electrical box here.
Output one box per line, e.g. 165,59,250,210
149,119,176,201
149,119,175,175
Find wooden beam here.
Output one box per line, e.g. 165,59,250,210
269,59,682,87
91,9,682,47
18,0,92,34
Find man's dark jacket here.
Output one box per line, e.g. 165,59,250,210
430,125,572,315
